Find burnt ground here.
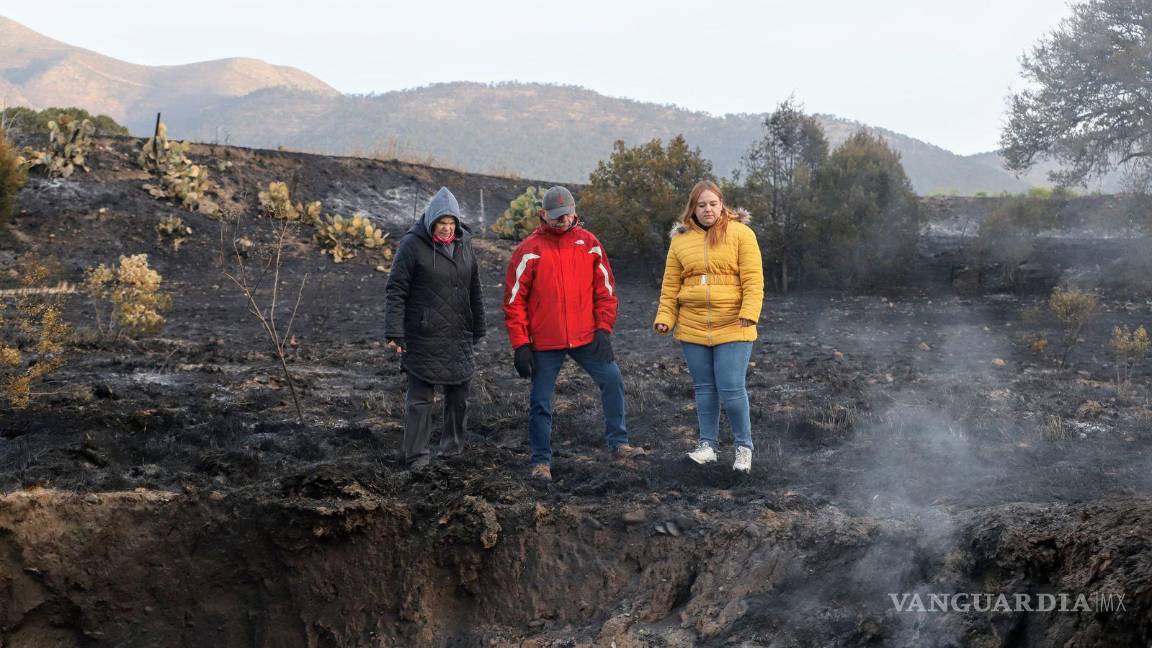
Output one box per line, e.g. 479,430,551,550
0,137,1150,647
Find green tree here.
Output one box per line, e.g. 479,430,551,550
580,135,714,269
0,127,26,224
736,98,828,292
810,130,923,287
1001,0,1152,187
1,106,128,137
491,186,542,240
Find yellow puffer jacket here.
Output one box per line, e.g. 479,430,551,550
653,213,764,346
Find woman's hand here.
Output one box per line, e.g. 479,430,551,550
740,319,755,328
387,339,405,354
654,323,670,334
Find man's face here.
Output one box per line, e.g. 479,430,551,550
544,211,576,231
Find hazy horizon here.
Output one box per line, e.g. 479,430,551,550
3,1,1072,156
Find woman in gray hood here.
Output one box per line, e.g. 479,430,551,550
384,187,485,468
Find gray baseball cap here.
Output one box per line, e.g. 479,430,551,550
542,186,576,219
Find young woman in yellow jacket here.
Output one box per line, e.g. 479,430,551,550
653,181,764,472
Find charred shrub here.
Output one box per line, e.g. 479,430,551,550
1048,286,1098,367
155,215,193,251
1110,324,1149,390
969,188,1069,290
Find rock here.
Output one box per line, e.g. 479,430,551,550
92,383,117,400
992,358,1007,367
621,509,647,525
596,614,637,647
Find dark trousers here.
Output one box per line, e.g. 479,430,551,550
403,374,470,465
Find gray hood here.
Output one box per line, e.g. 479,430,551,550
422,186,462,236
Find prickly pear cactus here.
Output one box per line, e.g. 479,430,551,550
313,212,391,263
139,123,218,214
22,116,95,178
492,186,543,240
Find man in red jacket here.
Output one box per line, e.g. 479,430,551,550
504,186,647,481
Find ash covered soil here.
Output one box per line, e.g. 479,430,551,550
0,138,1150,647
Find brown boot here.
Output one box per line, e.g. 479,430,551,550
529,463,552,482
612,444,648,461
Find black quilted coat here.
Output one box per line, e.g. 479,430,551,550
384,202,485,385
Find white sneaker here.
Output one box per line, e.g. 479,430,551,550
733,446,752,473
687,442,717,464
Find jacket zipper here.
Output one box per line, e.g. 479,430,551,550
703,228,712,345
556,234,571,347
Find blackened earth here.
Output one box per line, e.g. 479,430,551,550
0,138,1149,647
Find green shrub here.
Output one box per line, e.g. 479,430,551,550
0,127,26,223
581,135,714,266
1,106,128,137
808,130,923,288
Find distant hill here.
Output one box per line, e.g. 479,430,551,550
1,16,1051,194
0,15,338,135
169,83,1033,195
964,150,1128,193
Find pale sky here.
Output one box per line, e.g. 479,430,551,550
4,0,1072,155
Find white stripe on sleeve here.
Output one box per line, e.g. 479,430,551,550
508,253,541,304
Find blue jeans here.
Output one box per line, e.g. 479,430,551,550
528,344,629,465
680,341,753,450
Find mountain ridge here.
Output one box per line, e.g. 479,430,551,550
1,16,1048,194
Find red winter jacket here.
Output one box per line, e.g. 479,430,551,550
503,224,618,350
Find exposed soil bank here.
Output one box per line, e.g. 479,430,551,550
2,486,1149,647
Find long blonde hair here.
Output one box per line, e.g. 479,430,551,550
678,181,732,247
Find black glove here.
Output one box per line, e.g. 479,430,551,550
587,329,614,364
513,345,535,378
